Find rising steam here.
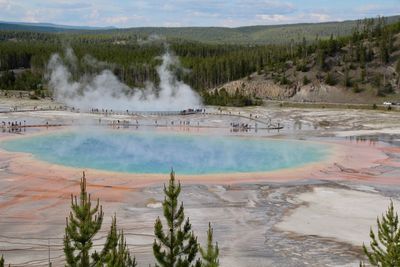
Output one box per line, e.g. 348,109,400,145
46,49,202,111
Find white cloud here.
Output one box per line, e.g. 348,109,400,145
308,13,330,22
104,16,130,25
163,21,183,27
356,3,400,16
87,8,99,20
22,7,62,23
357,4,382,13
239,0,296,15
0,0,12,10
264,0,295,11
23,10,40,23
255,9,332,25
161,3,175,11
256,14,289,23
190,11,219,18
103,15,143,26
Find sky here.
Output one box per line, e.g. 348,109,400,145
0,0,399,28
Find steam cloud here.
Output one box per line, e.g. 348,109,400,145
46,49,202,111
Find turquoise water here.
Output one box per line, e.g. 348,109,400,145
0,131,330,174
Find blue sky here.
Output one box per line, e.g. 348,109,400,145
0,0,399,28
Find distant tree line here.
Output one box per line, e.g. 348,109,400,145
202,88,262,107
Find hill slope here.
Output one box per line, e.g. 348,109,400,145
210,31,400,105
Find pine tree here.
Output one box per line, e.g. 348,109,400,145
396,60,400,89
153,171,201,267
200,223,219,267
363,200,400,266
64,171,104,267
325,72,337,86
302,75,310,85
64,172,136,267
102,216,137,267
344,67,351,88
0,255,10,267
379,39,390,64
317,49,328,71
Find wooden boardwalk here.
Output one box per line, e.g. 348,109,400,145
0,109,283,130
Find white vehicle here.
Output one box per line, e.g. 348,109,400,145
383,102,393,106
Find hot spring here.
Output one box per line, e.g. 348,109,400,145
0,131,330,174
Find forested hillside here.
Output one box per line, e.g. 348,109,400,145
207,17,400,105
0,16,399,105
113,15,400,44
1,15,400,44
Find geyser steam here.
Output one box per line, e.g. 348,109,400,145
46,49,202,111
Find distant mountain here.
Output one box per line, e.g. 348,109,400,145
0,21,116,32
1,15,400,44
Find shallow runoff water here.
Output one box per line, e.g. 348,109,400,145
1,130,330,174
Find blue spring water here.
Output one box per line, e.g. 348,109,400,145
0,130,330,174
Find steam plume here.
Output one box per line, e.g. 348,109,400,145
46,49,202,111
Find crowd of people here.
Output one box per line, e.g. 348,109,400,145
107,118,202,129
1,120,26,132
180,108,205,115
